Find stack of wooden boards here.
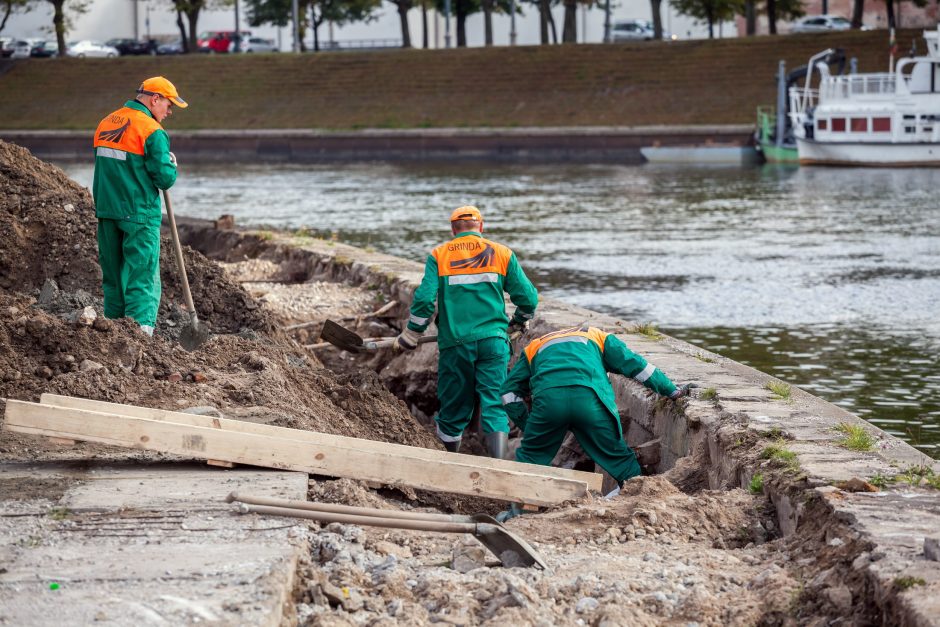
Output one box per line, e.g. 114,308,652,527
3,394,602,506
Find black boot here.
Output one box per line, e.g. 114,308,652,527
484,432,508,459
443,440,461,453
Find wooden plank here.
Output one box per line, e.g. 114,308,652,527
40,394,603,491
6,401,589,507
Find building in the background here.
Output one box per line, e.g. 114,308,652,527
2,0,727,51
735,0,939,36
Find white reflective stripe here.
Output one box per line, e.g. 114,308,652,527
634,363,656,383
536,335,589,354
448,272,499,285
436,425,462,443
501,392,523,405
409,314,429,325
96,147,126,161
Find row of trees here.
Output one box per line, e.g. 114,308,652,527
0,0,921,57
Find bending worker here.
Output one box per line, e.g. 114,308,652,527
92,76,187,336
397,206,538,458
501,326,692,484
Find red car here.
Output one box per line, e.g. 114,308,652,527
197,30,251,53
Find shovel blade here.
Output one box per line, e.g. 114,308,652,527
471,514,549,570
179,319,210,351
320,319,366,353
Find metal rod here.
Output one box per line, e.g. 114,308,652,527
237,503,479,534
228,492,471,523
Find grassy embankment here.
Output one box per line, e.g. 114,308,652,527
0,29,919,130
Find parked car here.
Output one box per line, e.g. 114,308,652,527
611,19,674,42
197,30,251,53
238,36,278,53
106,38,157,55
0,37,14,58
790,14,853,33
156,39,184,55
10,40,32,59
30,40,59,58
67,40,119,58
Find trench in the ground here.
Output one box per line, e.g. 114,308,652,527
175,223,892,624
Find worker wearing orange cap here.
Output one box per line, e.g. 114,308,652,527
92,76,188,336
397,206,539,459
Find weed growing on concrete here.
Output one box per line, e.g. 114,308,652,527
48,507,70,521
749,473,764,494
257,230,274,241
894,576,926,590
869,473,890,489
834,422,875,452
765,381,792,402
760,441,800,472
634,322,662,339
700,387,718,401
695,353,715,363
895,464,940,489
766,426,784,439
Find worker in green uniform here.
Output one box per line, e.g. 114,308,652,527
501,325,692,496
92,76,187,336
396,206,539,459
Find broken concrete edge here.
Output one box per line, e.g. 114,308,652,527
175,219,940,625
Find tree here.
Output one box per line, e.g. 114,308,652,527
387,0,412,47
1,0,32,35
850,0,863,28
310,0,379,50
651,0,664,39
743,0,755,35
669,0,740,39
44,0,89,56
169,0,211,53
765,0,801,35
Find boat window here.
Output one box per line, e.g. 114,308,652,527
831,118,846,132
817,119,828,131
872,117,891,132
851,118,868,132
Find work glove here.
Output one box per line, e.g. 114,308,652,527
507,319,528,341
168,151,178,167
394,327,421,352
669,383,698,399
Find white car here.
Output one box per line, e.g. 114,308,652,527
67,40,119,58
790,14,853,33
236,37,278,53
10,40,32,59
611,19,673,42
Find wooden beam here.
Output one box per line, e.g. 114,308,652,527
40,394,603,491
6,400,589,506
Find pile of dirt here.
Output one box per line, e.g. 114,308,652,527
0,140,441,465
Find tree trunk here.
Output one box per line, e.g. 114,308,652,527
311,5,320,51
745,0,756,36
539,0,549,44
456,0,467,46
706,6,714,39
482,0,493,45
398,0,412,47
562,0,577,42
767,0,777,35
851,0,864,29
886,0,895,29
548,7,557,43
185,8,201,53
1,3,14,34
175,11,189,53
422,1,428,48
651,0,663,39
50,0,66,57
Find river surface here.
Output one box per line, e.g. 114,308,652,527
60,162,940,458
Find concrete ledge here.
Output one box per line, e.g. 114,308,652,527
175,220,940,624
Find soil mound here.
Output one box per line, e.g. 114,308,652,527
0,140,440,463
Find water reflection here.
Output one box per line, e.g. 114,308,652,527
59,161,940,457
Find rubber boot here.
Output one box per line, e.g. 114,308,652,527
443,440,461,453
484,431,508,459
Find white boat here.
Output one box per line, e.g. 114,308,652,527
789,28,940,166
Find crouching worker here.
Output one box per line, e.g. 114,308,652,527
498,326,692,519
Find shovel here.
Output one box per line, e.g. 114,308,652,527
320,319,436,353
227,492,547,569
162,189,210,351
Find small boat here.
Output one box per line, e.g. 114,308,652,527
789,28,940,166
640,144,760,165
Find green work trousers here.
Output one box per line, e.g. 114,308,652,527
436,336,511,442
515,385,641,484
97,218,161,328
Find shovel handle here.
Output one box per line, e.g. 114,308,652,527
162,190,197,319
227,492,472,524
236,503,479,534
365,335,437,351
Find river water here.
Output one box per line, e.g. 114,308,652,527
60,161,940,458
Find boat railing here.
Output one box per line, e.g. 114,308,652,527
789,86,817,115
821,74,897,100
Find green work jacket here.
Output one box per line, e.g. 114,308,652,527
501,326,678,435
407,232,538,350
92,100,176,226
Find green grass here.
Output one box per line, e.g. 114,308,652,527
869,473,890,489
765,381,792,402
633,322,662,339
694,353,715,363
700,387,718,401
766,426,784,439
834,422,876,452
48,507,70,521
894,576,926,590
760,441,800,472
895,464,940,489
749,473,764,494
256,230,275,241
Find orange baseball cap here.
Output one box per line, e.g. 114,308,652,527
137,76,188,108
450,206,483,222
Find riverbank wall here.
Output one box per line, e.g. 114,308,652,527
174,217,940,625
